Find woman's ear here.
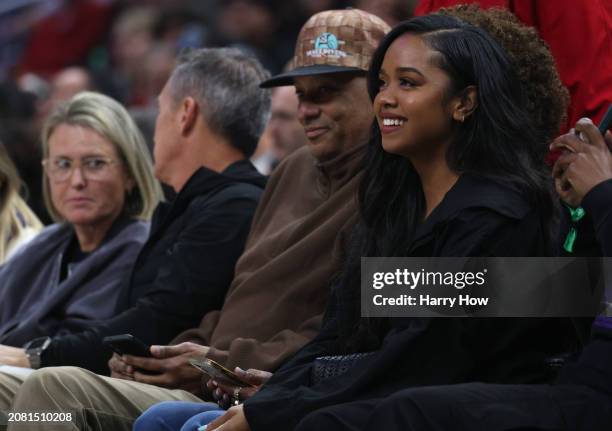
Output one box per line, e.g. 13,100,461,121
452,85,478,122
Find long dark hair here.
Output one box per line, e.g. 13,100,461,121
337,14,557,350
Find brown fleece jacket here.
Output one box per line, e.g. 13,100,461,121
172,143,364,371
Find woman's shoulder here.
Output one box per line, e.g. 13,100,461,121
100,219,150,250
425,175,551,256
119,219,150,237
2,223,71,265
447,174,533,221
29,223,71,242
5,226,41,262
431,206,547,257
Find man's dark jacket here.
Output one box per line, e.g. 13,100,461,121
39,160,266,374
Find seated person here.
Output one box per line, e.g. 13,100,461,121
0,91,161,348
297,119,612,431
0,140,42,264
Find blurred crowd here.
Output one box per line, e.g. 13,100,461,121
0,0,415,223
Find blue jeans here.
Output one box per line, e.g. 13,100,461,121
133,401,226,431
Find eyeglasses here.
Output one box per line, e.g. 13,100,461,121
42,156,121,182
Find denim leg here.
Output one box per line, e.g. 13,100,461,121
180,409,227,431
134,401,219,431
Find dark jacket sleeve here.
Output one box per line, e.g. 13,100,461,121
244,208,557,430
40,187,261,374
556,180,612,394
580,179,612,257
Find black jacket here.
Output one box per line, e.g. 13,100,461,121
558,178,612,397
40,160,266,374
244,174,576,431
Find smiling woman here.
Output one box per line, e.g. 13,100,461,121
0,91,163,349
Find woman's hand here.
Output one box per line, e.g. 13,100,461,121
206,405,251,431
0,345,30,368
206,368,272,408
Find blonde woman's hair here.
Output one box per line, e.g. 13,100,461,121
41,91,163,222
0,142,42,263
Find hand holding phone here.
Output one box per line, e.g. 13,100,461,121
552,115,612,206
189,358,255,388
206,367,272,409
102,334,152,357
598,103,612,136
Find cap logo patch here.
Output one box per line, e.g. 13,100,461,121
307,32,348,59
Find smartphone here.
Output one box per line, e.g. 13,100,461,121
599,103,612,135
189,358,254,388
102,334,152,357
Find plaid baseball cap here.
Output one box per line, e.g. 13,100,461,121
260,8,390,88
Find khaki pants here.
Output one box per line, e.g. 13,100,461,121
0,367,202,431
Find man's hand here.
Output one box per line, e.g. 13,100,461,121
207,405,251,431
551,118,612,207
0,345,30,368
117,342,209,395
207,368,272,408
109,353,134,380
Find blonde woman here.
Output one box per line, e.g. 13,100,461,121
0,142,42,264
0,91,162,347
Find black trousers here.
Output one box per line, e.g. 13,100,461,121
294,383,612,431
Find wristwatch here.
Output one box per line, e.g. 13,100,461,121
23,336,52,369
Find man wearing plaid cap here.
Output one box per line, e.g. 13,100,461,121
1,9,390,431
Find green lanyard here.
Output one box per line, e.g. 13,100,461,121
563,206,585,253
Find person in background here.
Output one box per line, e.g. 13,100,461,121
0,91,161,349
46,67,94,104
107,6,159,107
251,85,308,174
35,67,96,132
214,0,295,75
0,82,48,222
268,86,308,163
0,141,42,265
17,0,113,77
356,0,416,26
249,126,275,175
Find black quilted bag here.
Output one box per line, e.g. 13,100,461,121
311,352,376,384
